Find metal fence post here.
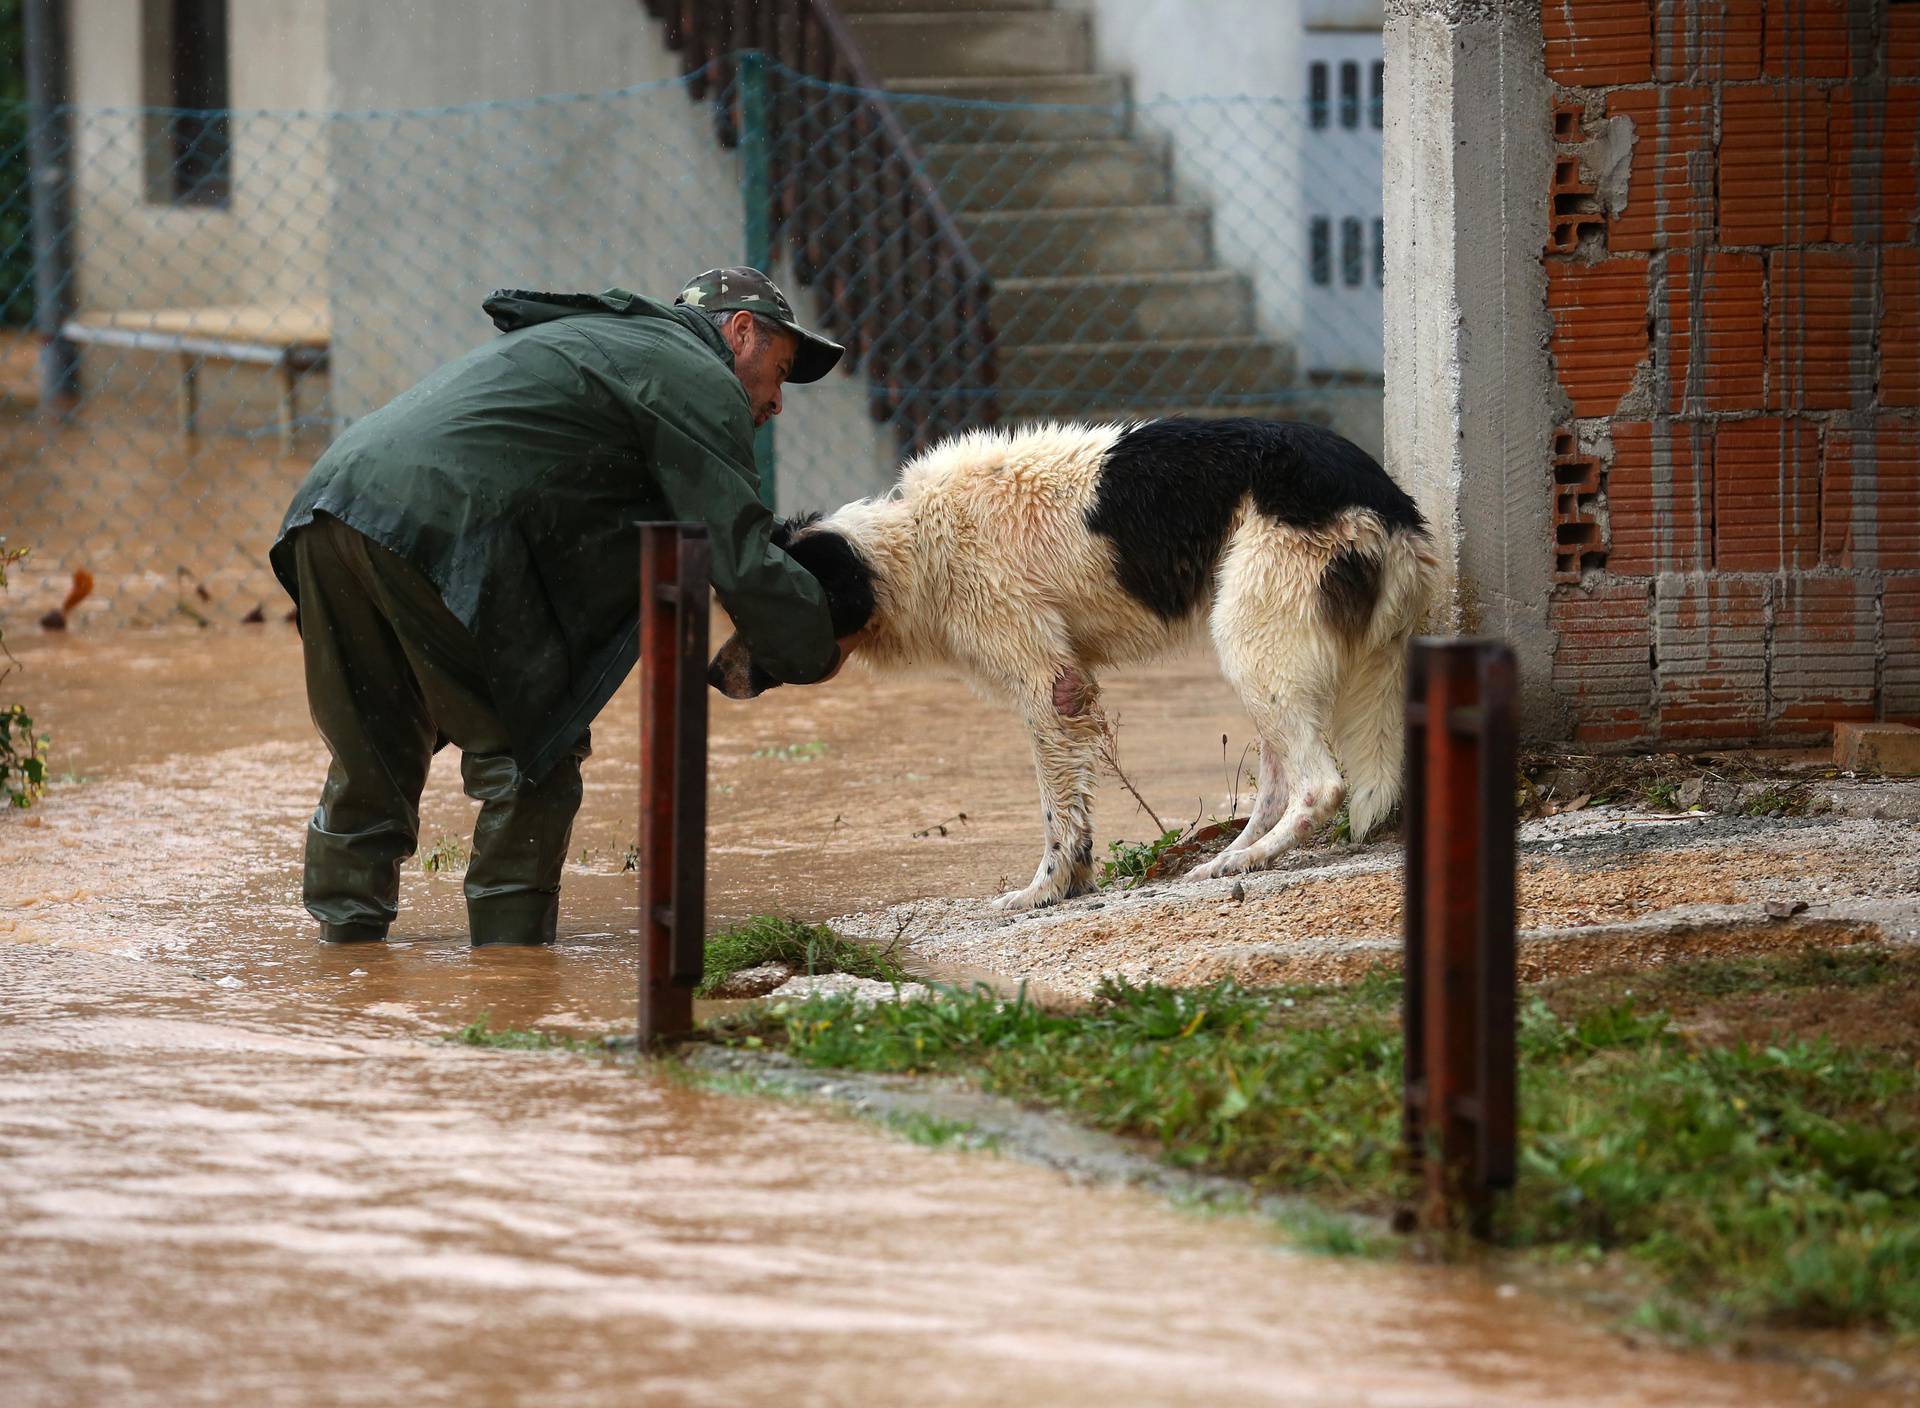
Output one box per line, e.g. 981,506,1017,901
738,49,777,508
22,0,80,408
637,522,712,1047
1402,638,1518,1235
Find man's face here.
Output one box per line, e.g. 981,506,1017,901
722,312,798,427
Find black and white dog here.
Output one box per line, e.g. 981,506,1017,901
710,418,1435,911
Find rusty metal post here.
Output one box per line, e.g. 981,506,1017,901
637,523,712,1047
1402,639,1518,1235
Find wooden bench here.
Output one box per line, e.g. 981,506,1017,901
59,302,330,457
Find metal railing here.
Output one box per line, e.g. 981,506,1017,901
649,0,997,452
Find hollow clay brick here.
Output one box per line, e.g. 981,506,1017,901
1771,576,1877,735
1828,90,1919,244
1655,0,1764,82
1549,260,1651,418
1767,249,1874,412
1545,0,1654,86
1655,574,1768,742
1714,418,1821,572
1608,87,1714,252
1605,422,1713,576
1720,85,1830,245
1551,582,1654,745
1665,252,1765,412
1823,420,1920,571
1763,0,1852,80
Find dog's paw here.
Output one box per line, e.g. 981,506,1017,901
1186,849,1253,882
990,885,1063,913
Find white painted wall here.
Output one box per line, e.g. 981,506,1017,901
66,0,331,313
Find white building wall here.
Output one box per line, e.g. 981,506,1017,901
320,0,895,510
66,0,331,313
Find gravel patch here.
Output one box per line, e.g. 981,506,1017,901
834,789,1920,997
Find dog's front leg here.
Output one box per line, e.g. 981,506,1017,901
992,668,1103,912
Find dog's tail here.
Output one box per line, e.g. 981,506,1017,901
1328,527,1437,841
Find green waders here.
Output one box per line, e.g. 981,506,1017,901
290,514,587,946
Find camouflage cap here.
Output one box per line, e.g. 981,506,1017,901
674,266,845,384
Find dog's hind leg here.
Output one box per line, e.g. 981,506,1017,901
991,665,1105,912
1188,521,1346,881
1189,677,1345,880
1204,738,1290,867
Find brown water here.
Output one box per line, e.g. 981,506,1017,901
0,629,1900,1405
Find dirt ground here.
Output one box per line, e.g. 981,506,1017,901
838,784,1920,997
4,623,1918,1405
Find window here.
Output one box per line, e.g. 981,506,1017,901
1308,62,1329,129
1370,61,1384,129
1339,61,1360,129
1310,217,1331,286
143,0,230,206
1373,218,1384,287
1340,217,1362,287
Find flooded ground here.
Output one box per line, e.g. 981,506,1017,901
0,627,1907,1404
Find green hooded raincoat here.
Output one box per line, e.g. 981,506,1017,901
269,288,836,786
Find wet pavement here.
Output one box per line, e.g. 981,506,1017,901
0,628,1903,1404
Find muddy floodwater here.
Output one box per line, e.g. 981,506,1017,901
0,629,1900,1405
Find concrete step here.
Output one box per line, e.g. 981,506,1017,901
996,338,1297,413
991,270,1254,343
848,12,1092,79
959,205,1211,277
888,74,1128,143
838,0,1053,10
924,140,1168,210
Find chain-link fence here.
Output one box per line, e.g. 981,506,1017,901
0,56,1383,624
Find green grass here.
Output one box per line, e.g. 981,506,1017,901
719,955,1920,1337
449,1012,591,1052
696,915,908,999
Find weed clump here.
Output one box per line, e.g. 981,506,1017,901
1099,829,1184,888
450,1012,588,1052
696,915,906,999
419,834,469,873
0,541,49,810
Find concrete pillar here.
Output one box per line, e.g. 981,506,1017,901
1383,0,1564,735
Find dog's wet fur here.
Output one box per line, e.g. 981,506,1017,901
708,417,1434,910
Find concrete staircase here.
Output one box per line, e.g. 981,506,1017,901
839,0,1302,424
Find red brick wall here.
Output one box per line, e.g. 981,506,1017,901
1544,0,1920,747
